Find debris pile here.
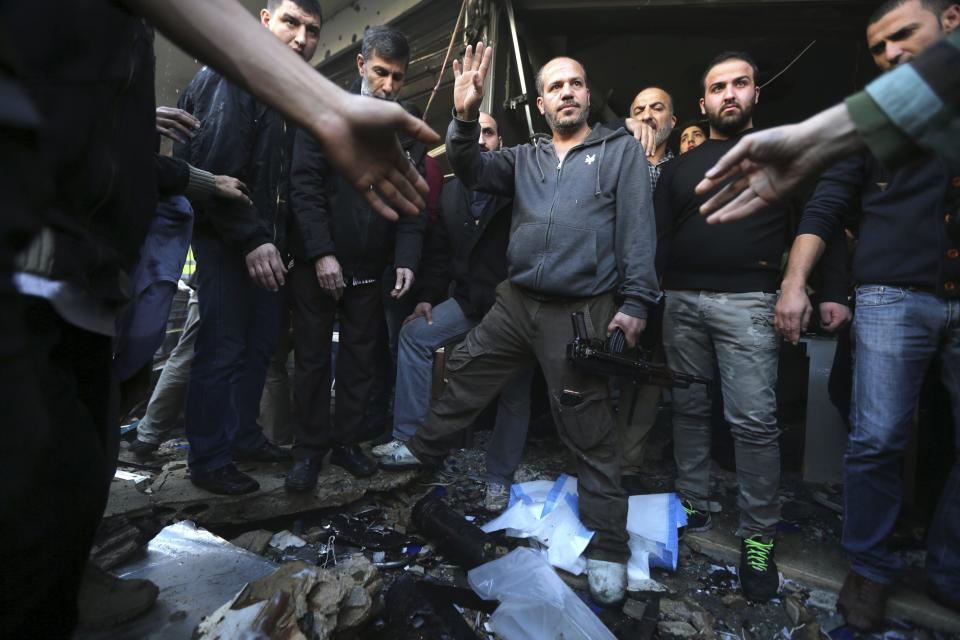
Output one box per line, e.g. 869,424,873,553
196,556,381,640
87,430,960,639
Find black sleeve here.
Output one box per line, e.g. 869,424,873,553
289,128,335,261
797,154,866,242
415,202,453,305
175,80,271,254
653,159,676,279
394,200,427,273
155,154,190,196
813,222,852,306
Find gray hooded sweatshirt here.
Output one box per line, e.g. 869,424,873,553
446,117,661,318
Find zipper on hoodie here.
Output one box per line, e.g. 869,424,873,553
536,137,597,289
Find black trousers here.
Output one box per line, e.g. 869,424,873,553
0,296,118,637
289,263,388,460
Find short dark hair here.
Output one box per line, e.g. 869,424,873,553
868,0,955,25
266,0,323,22
678,119,709,139
535,58,588,96
701,51,759,91
361,26,410,66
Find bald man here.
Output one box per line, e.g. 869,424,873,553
380,48,660,607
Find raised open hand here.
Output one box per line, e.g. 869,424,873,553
696,103,861,224
452,43,493,120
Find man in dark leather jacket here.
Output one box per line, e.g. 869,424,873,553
174,0,323,495
285,26,426,489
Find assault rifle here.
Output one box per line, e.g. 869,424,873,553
566,311,711,391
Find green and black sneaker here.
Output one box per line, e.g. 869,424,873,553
739,535,781,602
678,500,712,538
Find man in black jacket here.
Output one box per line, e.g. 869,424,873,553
372,112,532,512
175,0,323,495
773,1,960,629
0,0,438,633
655,51,850,603
284,26,426,489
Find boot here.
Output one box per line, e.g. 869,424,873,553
76,563,159,630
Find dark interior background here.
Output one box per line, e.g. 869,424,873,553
313,0,881,160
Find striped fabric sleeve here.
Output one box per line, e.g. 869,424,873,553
849,30,960,169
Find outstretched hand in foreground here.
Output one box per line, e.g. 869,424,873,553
695,104,862,224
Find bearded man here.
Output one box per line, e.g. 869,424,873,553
653,51,788,603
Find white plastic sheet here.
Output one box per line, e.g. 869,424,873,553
468,547,616,640
481,475,687,583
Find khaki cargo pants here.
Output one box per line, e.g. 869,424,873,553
408,281,629,562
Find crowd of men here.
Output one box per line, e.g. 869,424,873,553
1,0,957,635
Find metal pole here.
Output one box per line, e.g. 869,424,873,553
504,0,535,140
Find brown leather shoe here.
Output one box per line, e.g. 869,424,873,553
837,571,889,632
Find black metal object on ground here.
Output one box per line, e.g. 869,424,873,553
411,495,496,570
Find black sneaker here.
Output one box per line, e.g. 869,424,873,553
190,463,260,495
233,441,291,463
739,535,781,602
678,500,712,538
128,438,159,456
285,458,322,493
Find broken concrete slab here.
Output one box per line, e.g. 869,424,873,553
230,529,273,555
103,479,152,519
622,598,647,621
685,525,960,633
105,459,421,526
657,620,698,638
148,463,421,525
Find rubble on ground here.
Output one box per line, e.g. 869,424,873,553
93,427,960,639
196,556,382,640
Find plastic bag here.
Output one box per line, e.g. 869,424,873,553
468,548,615,640
482,475,687,582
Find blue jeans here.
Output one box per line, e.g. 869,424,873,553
185,231,281,471
393,297,533,484
845,285,960,592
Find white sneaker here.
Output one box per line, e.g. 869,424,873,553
371,438,406,458
586,558,627,606
484,481,510,513
377,442,424,469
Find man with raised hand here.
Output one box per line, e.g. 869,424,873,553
379,43,660,607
